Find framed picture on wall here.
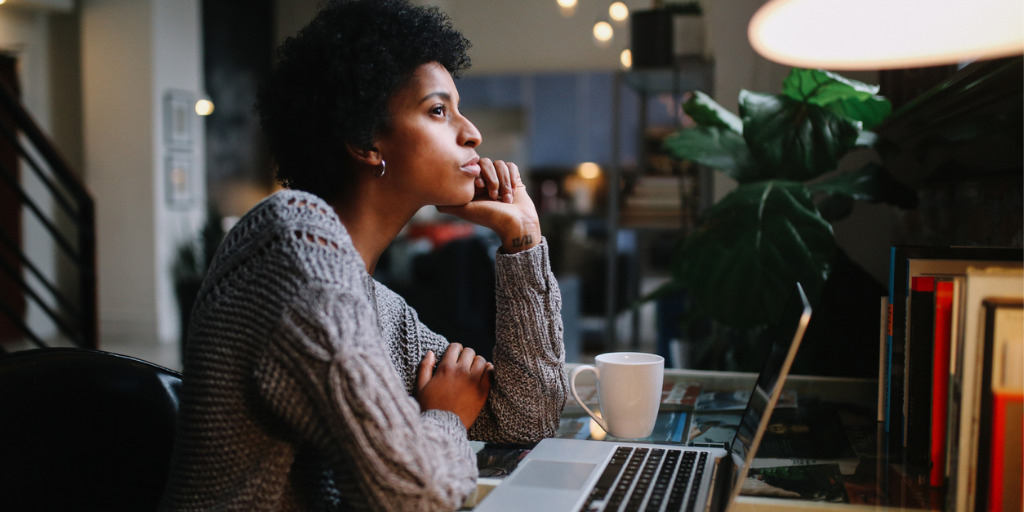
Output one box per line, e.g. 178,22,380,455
164,89,194,149
166,150,194,209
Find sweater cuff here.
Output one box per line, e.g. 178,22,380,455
495,237,553,296
422,408,468,438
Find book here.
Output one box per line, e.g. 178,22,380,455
687,411,740,444
878,296,888,423
694,389,796,412
943,275,966,492
660,380,702,410
929,279,954,487
564,380,702,414
751,405,866,476
949,266,1023,512
977,298,1023,512
556,410,691,444
903,275,935,478
742,463,850,503
988,389,1023,512
884,246,1023,459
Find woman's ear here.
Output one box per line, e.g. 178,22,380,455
345,143,382,167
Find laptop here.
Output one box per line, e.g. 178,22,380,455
475,283,813,512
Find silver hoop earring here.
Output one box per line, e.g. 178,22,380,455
377,160,386,178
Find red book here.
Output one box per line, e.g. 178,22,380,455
929,280,953,487
989,390,1023,512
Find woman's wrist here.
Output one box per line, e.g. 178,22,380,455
498,217,541,254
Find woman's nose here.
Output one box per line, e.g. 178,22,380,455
460,116,482,148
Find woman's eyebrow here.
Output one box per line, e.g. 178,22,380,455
419,91,453,104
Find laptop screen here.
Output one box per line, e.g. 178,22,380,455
727,283,812,495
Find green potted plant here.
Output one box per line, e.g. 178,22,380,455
656,68,916,337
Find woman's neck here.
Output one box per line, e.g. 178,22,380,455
329,187,417,275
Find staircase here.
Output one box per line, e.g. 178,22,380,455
0,78,97,352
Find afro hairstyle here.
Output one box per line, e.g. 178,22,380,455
255,0,472,200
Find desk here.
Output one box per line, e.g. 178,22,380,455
469,367,937,511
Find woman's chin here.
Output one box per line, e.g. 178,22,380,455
437,190,476,208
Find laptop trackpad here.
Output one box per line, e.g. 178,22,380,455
506,460,596,490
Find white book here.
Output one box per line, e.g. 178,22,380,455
952,266,1023,512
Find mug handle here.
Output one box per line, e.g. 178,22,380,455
570,365,608,434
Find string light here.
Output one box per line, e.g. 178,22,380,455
577,162,602,180
557,0,577,17
194,97,215,116
620,49,633,69
593,21,614,45
609,2,629,22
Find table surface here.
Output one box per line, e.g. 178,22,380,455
468,367,939,511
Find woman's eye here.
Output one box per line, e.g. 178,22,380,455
430,105,447,116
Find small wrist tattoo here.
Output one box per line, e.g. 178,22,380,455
511,235,534,249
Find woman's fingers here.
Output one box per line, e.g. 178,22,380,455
478,158,517,204
415,350,436,394
479,158,498,200
502,161,518,203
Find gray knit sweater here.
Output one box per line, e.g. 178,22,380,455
160,190,568,511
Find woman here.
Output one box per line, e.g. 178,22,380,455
159,1,568,510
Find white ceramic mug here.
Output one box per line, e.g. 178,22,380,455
570,352,664,439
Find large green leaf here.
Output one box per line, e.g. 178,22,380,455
782,69,892,130
783,68,879,103
682,91,743,133
824,97,891,132
741,91,860,181
663,126,760,181
808,162,919,208
676,181,834,327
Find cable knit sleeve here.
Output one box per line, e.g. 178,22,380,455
468,238,569,443
253,284,478,512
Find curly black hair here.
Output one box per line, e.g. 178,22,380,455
255,0,472,200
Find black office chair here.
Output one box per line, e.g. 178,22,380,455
0,347,182,511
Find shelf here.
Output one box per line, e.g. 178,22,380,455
621,57,714,95
603,58,715,352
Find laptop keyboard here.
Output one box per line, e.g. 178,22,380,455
579,446,709,512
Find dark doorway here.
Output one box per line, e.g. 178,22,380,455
202,0,275,215
0,53,23,344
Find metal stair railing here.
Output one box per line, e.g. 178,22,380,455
0,78,96,352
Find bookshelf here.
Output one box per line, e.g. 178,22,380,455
604,57,714,350
884,247,1023,512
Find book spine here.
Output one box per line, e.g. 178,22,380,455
905,276,935,477
988,391,1023,512
929,280,953,487
885,246,908,457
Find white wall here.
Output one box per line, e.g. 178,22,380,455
152,0,206,344
0,4,61,342
82,0,205,347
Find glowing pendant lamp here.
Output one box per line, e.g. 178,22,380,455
748,0,1024,70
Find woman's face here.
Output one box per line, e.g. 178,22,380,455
374,62,483,207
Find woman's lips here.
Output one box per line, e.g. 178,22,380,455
461,157,481,176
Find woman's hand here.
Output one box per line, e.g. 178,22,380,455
415,343,493,430
437,158,541,253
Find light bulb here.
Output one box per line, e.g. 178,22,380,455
194,98,215,116
620,49,633,69
577,162,601,180
609,2,629,22
593,21,613,44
